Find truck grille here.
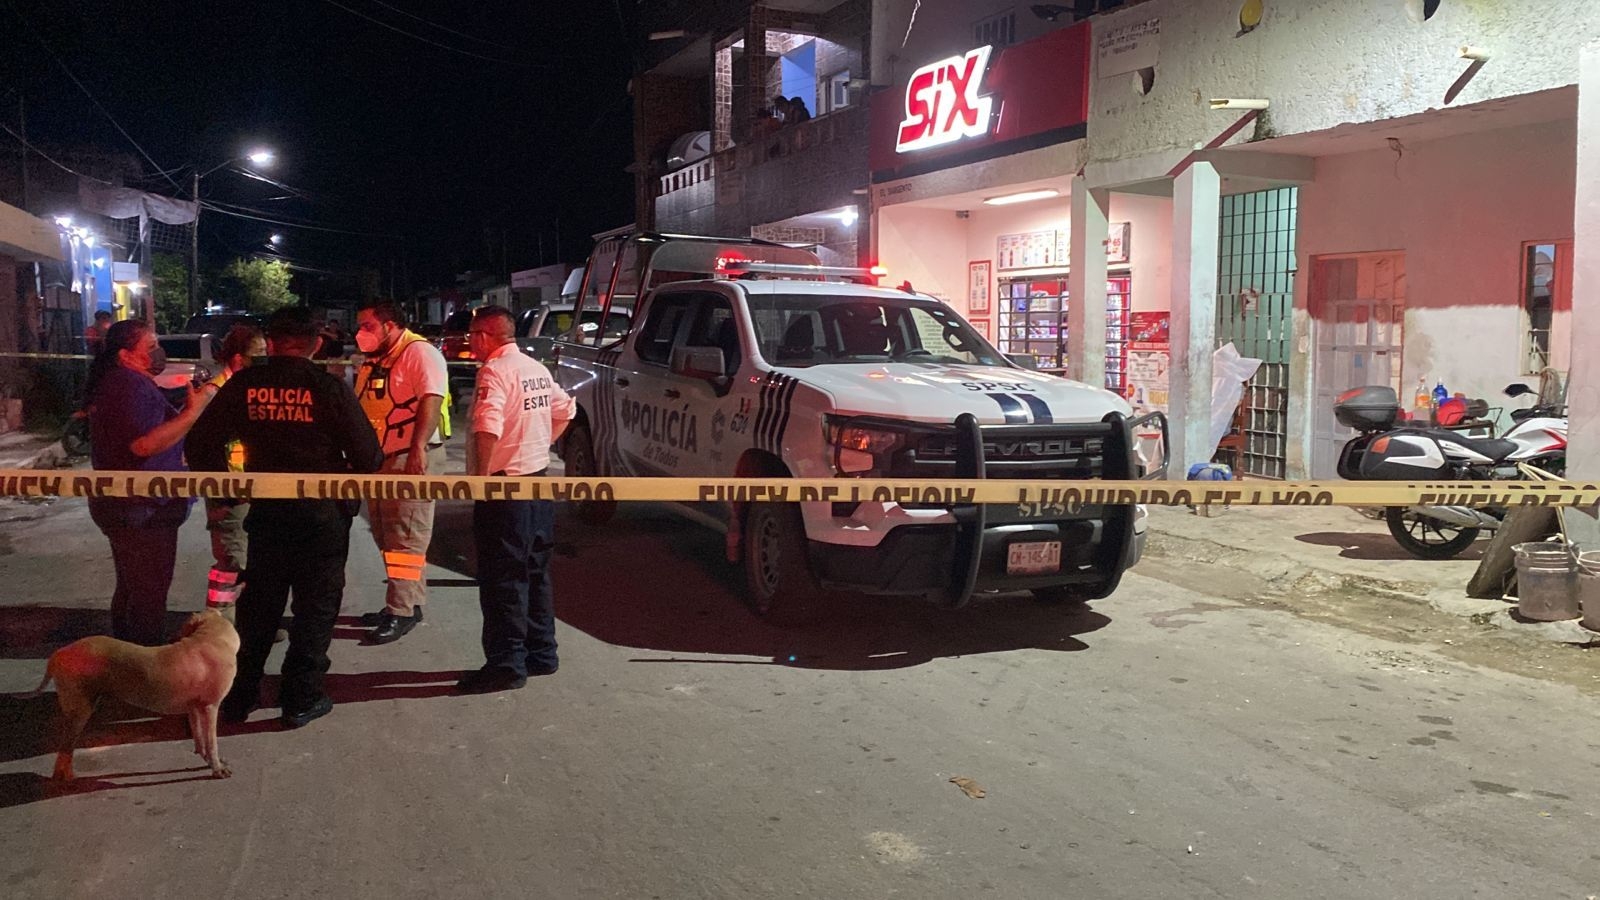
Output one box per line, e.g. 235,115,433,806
905,432,1105,480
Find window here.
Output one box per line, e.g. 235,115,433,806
974,9,1016,48
635,294,696,366
822,70,851,115
1521,240,1571,374
683,296,741,376
747,294,1005,368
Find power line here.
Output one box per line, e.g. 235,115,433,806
364,0,522,52
200,201,401,238
0,121,117,185
4,0,183,190
316,0,546,68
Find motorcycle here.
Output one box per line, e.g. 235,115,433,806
1334,378,1567,560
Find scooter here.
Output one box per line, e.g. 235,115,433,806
1334,382,1567,560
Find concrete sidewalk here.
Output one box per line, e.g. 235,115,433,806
1145,502,1597,643
0,430,69,470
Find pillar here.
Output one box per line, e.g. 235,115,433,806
1168,161,1221,480
1067,178,1110,387
1565,42,1600,545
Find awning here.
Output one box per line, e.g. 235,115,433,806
0,201,65,262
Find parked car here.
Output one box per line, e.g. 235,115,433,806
515,303,632,364
183,310,261,340
154,333,220,405
439,308,477,397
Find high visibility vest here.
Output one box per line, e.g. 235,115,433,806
206,370,247,471
355,330,452,452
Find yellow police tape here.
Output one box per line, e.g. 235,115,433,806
0,469,1595,510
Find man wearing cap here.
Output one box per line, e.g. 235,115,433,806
187,307,382,728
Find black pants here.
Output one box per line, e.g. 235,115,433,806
229,503,352,710
473,498,558,676
100,524,180,646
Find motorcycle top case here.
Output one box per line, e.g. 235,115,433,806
1357,432,1451,480
1334,386,1401,431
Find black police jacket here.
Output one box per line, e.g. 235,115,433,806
186,355,382,522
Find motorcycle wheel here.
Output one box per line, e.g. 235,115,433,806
1384,507,1481,560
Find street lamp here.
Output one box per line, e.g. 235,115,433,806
190,147,277,314
269,233,284,246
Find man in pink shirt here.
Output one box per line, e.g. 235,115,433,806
457,305,575,694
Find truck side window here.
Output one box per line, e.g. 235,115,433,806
682,296,740,377
635,295,696,366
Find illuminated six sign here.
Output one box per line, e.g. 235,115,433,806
895,45,995,154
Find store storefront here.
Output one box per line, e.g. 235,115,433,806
867,22,1173,413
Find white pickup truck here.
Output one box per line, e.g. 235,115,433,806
551,233,1167,621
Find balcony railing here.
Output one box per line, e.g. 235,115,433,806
655,105,870,198
658,157,715,196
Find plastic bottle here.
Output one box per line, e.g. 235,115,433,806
1432,379,1448,411
1413,377,1431,419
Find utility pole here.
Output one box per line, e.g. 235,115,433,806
18,96,28,212
189,171,201,316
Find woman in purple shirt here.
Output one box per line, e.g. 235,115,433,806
85,320,211,644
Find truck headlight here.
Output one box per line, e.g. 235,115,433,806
823,417,904,476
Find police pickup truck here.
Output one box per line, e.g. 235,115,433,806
552,232,1167,621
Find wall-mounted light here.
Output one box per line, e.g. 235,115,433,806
648,29,686,41
837,208,859,227
983,188,1061,206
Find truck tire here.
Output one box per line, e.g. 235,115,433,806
561,423,615,525
742,502,823,626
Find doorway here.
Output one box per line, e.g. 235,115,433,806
1309,251,1406,478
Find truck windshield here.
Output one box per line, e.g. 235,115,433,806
747,293,1006,368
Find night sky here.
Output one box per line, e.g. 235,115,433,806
2,0,638,292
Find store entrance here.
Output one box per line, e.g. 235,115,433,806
996,272,1131,392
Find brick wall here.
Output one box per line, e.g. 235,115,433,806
635,73,710,228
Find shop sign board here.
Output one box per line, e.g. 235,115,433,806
869,23,1090,179
1097,17,1160,79
895,45,995,153
993,223,1132,271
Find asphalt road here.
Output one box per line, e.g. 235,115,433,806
0,480,1596,898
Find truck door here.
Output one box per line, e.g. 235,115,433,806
661,292,743,477
618,292,698,476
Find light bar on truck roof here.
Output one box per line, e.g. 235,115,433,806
717,261,881,284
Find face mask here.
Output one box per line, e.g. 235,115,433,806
355,329,382,354
249,355,267,368
146,346,167,377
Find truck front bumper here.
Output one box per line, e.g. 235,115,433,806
809,410,1165,606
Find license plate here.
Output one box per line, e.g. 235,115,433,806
1007,540,1061,575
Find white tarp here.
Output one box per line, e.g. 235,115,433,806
77,181,198,225
1206,342,1263,461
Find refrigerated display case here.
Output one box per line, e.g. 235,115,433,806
996,273,1132,391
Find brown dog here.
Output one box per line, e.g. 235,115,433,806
34,610,240,781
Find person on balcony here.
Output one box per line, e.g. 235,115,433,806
787,96,812,124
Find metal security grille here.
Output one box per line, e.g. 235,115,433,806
1215,186,1297,479
106,217,193,255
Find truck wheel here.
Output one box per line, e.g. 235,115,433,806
1032,586,1093,607
743,502,822,625
562,423,615,525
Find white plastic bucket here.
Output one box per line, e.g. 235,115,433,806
1513,542,1580,621
1577,551,1600,632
